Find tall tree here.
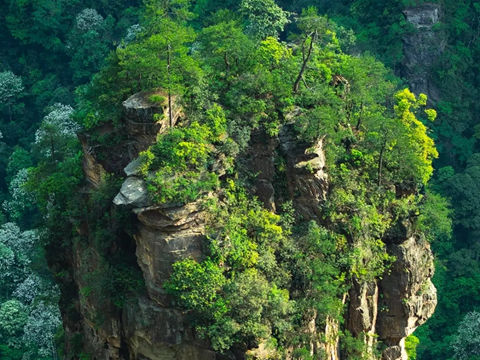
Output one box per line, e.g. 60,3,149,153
118,2,200,126
239,0,290,39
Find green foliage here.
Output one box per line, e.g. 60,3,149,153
340,330,371,360
66,9,113,83
0,344,23,360
197,17,255,77
165,188,295,353
0,0,456,357
293,221,346,321
405,334,420,360
6,148,32,185
76,52,136,129
164,259,226,317
0,300,28,343
117,17,199,91
148,94,166,104
148,169,218,204
451,311,480,360
393,89,438,184
27,151,84,212
240,0,291,39
140,118,222,204
418,189,452,242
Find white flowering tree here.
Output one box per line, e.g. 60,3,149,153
75,8,105,32
0,71,24,122
124,24,143,44
22,301,62,360
0,223,36,294
452,311,480,359
0,222,61,358
13,274,46,305
34,103,78,160
68,8,112,82
0,71,23,107
3,169,36,222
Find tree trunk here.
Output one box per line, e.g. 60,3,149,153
167,43,173,128
377,138,387,186
293,32,316,93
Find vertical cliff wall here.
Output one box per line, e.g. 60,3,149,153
51,90,438,360
402,3,445,103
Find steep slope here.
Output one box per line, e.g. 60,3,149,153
52,89,437,359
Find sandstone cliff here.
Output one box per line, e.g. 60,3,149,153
402,3,445,103
51,91,438,360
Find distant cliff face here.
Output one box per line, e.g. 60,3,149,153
402,3,445,103
52,91,438,360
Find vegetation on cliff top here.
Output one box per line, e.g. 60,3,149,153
64,1,443,357
2,0,478,358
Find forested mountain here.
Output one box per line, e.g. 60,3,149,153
0,1,478,359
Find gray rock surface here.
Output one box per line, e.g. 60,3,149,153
113,176,149,207
347,234,437,360
403,3,445,102
123,91,183,160
404,4,440,29
124,157,144,177
378,236,437,358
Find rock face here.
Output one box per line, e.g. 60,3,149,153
247,129,278,211
133,201,207,303
113,176,149,207
378,236,437,360
279,123,328,220
57,92,225,360
346,235,437,360
80,135,106,188
402,3,445,102
59,91,436,360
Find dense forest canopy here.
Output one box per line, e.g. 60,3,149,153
0,0,479,359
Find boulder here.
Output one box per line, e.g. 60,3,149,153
113,176,149,208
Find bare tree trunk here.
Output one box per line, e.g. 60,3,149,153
377,138,387,186
355,103,364,130
293,31,316,93
224,52,230,71
167,43,173,128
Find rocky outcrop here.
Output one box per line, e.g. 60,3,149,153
123,297,222,360
123,91,182,127
378,236,437,360
279,123,328,220
247,129,278,211
79,91,182,176
123,90,182,163
113,176,149,207
63,90,436,360
133,200,207,303
80,135,106,188
347,280,379,352
347,234,437,360
402,3,445,102
61,91,226,360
